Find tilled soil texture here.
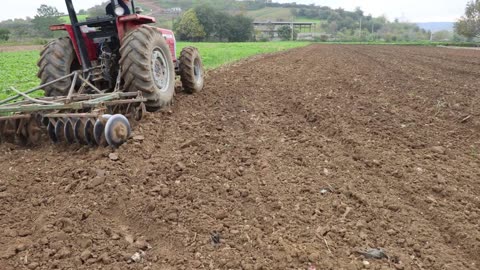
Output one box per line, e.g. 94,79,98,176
1,45,480,270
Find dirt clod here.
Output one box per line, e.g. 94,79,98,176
80,249,92,262
124,234,135,244
133,135,145,142
1,247,16,259
108,153,119,161
86,177,105,189
431,146,446,154
134,239,151,250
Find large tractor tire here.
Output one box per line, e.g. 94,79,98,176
37,37,80,97
119,26,175,112
179,46,205,93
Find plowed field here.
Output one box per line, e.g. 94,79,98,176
1,45,479,270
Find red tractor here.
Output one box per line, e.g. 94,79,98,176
38,0,204,112
0,0,204,147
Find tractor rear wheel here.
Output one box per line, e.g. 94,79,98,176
179,46,204,93
37,37,80,97
119,26,175,112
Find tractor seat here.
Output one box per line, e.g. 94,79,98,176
77,16,117,44
78,16,116,28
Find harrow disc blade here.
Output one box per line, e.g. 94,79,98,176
26,117,42,146
84,119,96,145
105,114,131,148
74,119,87,145
0,120,4,143
47,121,57,143
15,119,28,146
34,114,44,126
64,119,76,144
3,119,18,143
134,103,146,121
54,119,66,143
94,115,111,147
15,133,28,146
41,116,50,127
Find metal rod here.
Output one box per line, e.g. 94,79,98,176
26,92,138,102
114,67,122,92
0,92,142,110
0,102,84,114
131,0,136,14
78,75,103,94
0,100,35,107
66,72,79,102
77,73,91,94
0,73,74,105
104,99,147,106
9,87,61,105
43,113,100,118
0,114,32,121
84,93,120,105
65,0,92,73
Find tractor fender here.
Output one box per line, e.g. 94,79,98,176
116,15,177,62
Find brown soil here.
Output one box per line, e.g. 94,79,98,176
0,45,43,53
1,45,480,270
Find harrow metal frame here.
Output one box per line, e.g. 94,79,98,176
0,71,147,147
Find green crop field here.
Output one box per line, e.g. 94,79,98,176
0,41,310,99
0,51,42,100
176,41,310,69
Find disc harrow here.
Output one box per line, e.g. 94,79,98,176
0,71,146,148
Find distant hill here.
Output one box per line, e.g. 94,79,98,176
416,22,454,32
246,7,291,21
245,7,322,24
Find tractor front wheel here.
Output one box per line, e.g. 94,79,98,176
37,37,80,97
119,26,175,112
179,46,205,93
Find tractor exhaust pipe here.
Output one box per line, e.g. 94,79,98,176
64,0,92,74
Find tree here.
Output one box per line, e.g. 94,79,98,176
353,7,364,20
87,3,107,17
212,12,232,40
192,5,253,42
0,18,36,40
328,21,338,37
432,30,453,41
224,15,253,42
174,9,206,41
36,4,62,17
0,28,10,41
194,5,220,39
455,0,480,39
290,8,298,17
31,5,62,38
277,25,297,41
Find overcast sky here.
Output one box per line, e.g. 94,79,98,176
0,0,470,22
276,0,469,22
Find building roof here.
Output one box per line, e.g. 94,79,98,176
253,21,317,26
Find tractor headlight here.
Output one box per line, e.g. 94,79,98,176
114,6,125,16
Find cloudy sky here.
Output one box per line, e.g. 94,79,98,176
275,0,469,22
0,0,471,22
